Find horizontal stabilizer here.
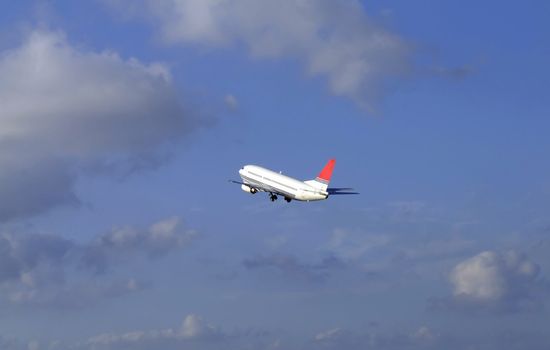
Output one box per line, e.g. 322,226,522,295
229,180,246,185
328,188,359,195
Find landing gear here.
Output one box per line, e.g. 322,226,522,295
284,197,292,203
269,193,278,202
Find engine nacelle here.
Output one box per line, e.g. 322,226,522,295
241,184,257,194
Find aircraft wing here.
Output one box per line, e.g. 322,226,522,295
229,180,247,186
228,180,288,197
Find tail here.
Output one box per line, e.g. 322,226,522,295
304,159,335,191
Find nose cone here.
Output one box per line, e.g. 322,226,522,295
239,167,245,176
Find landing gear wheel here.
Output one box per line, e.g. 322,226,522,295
270,194,278,202
285,197,292,203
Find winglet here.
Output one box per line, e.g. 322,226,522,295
317,159,336,184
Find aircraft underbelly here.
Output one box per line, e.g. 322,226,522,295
240,174,297,199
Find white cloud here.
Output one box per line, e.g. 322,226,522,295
451,251,538,301
181,314,219,339
85,314,224,348
451,251,507,300
109,0,411,109
0,30,201,221
76,313,279,349
446,250,544,312
314,327,343,342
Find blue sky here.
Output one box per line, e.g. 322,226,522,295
0,1,549,349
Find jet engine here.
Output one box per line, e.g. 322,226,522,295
241,184,257,194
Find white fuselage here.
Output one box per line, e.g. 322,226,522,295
239,165,328,201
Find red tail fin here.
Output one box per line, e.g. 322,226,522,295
317,159,336,184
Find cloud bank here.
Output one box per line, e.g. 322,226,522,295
82,216,198,273
0,30,200,221
0,217,196,308
108,0,411,109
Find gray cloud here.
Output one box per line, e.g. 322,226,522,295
0,158,78,221
0,30,202,221
0,217,195,308
242,224,475,292
0,336,24,350
243,254,344,283
327,228,390,260
431,65,474,79
431,250,546,313
82,216,198,273
8,278,146,309
0,232,73,286
322,226,475,285
107,0,412,110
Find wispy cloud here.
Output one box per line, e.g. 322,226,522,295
243,254,344,283
107,0,412,110
224,94,239,111
71,314,270,350
312,324,550,350
313,325,439,350
84,314,224,348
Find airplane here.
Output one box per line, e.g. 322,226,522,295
230,159,358,202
